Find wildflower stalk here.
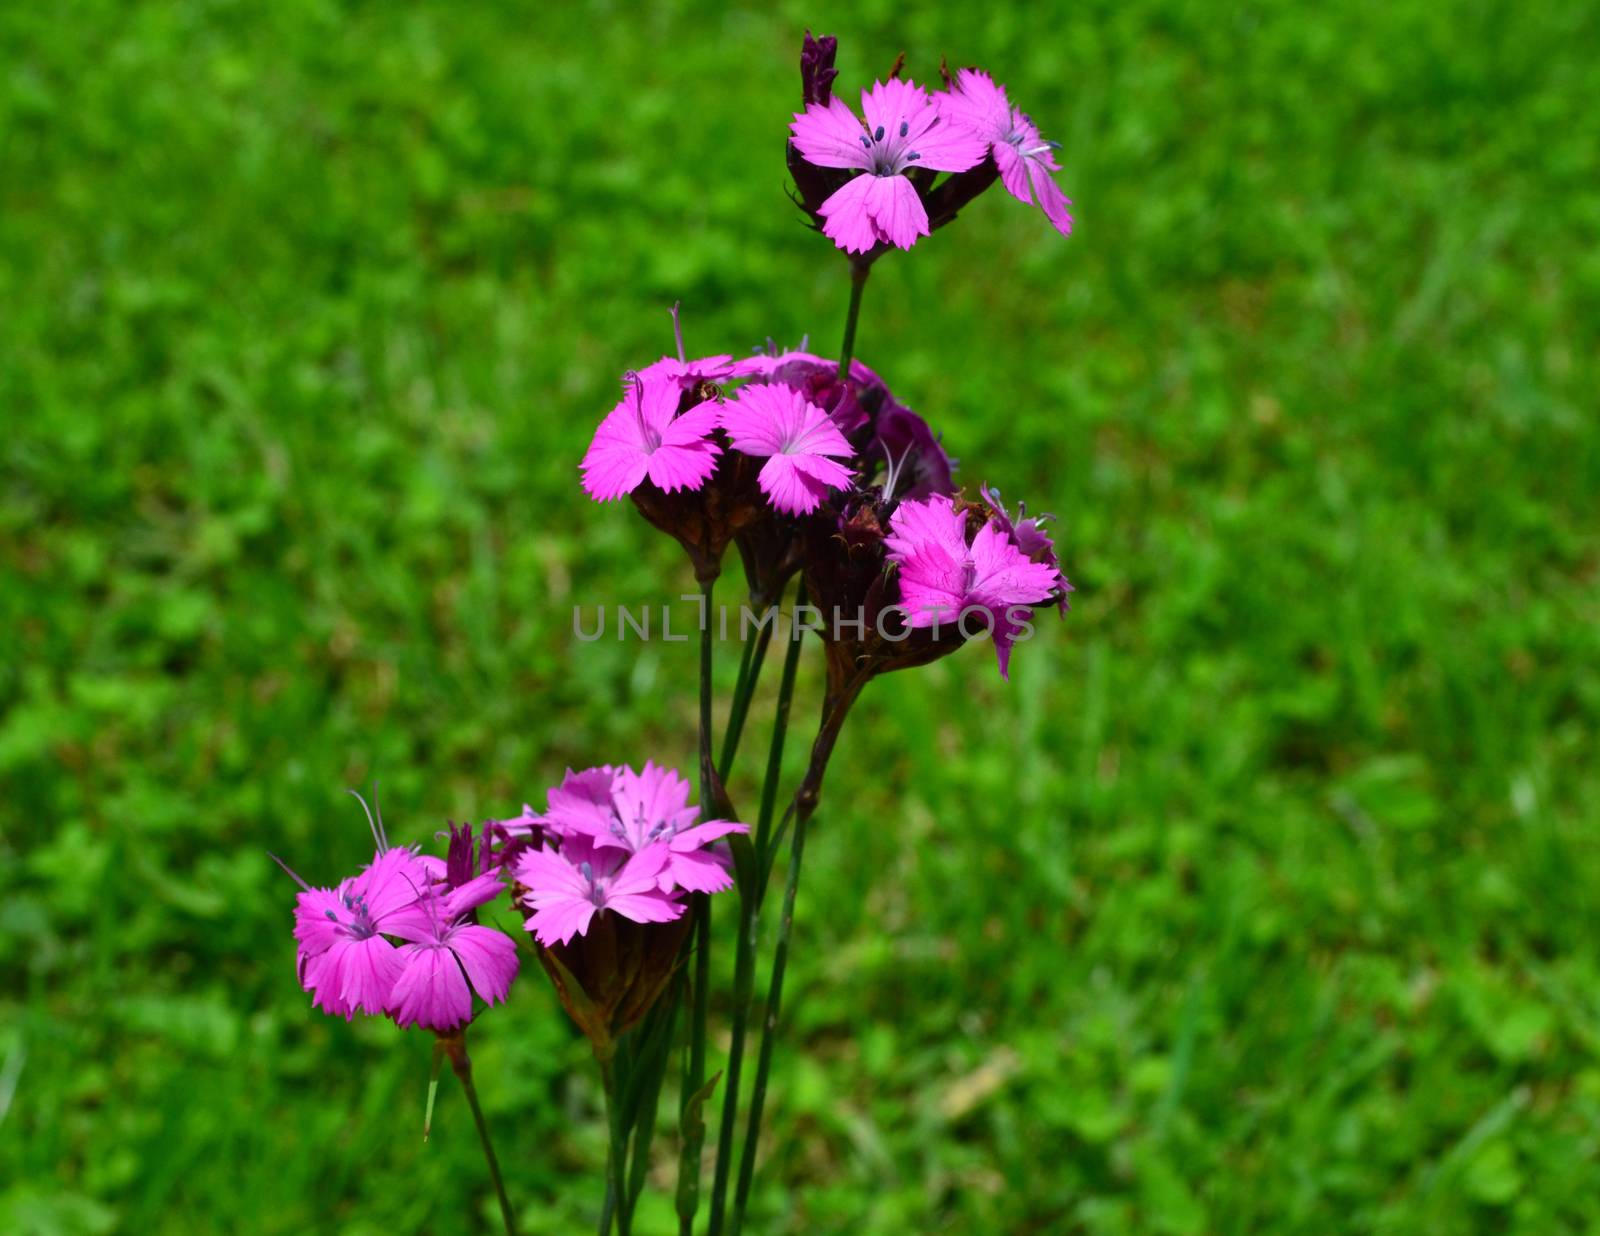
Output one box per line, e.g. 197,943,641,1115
717,618,773,782
708,579,807,1235
601,1058,630,1236
836,260,871,378
678,572,718,1234
729,671,868,1236
442,1031,519,1236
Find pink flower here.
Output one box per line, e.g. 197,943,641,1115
720,383,854,514
790,78,988,253
884,494,1061,678
580,372,722,502
940,69,1073,237
386,901,520,1032
514,835,685,947
549,761,749,895
981,484,1074,617
290,846,432,1021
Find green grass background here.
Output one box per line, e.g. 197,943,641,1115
4,0,1599,1232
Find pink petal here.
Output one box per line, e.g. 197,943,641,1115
757,455,830,514
942,69,1012,140
447,924,520,1007
389,943,473,1031
666,849,735,895
607,891,686,925
311,934,402,1020
643,441,720,494
442,871,506,918
968,522,1060,607
993,141,1031,204
818,174,883,255
790,97,873,170
859,78,928,146
293,886,345,958
669,820,750,850
863,174,929,250
1025,157,1074,236
885,495,971,572
659,401,723,447
513,846,589,898
608,844,672,898
527,896,597,947
581,437,652,502
545,767,619,835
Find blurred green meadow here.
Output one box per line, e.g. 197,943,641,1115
4,0,1599,1231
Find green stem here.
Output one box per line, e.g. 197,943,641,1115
717,618,773,783
602,1054,633,1236
754,585,806,897
707,583,806,1234
445,1035,519,1236
679,573,717,1235
837,261,871,379
728,677,865,1236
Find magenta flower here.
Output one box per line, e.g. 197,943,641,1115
981,484,1074,617
514,835,684,947
790,78,988,253
884,494,1061,677
550,761,749,895
580,372,722,502
721,382,854,514
941,69,1073,237
386,900,520,1032
289,846,432,1021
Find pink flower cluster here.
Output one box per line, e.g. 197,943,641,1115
582,365,854,517
509,761,748,946
287,831,519,1033
790,68,1073,254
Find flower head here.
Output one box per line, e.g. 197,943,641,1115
941,69,1073,237
549,761,750,895
385,897,520,1032
514,835,684,947
721,383,854,515
291,846,430,1020
885,494,1061,678
282,793,520,1030
790,78,988,253
580,372,722,502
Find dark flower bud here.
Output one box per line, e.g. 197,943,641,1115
800,30,839,106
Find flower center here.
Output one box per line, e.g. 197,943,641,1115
860,119,919,175
339,892,378,939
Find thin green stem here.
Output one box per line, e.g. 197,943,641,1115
728,677,865,1236
756,584,806,881
727,804,811,1236
678,573,717,1235
445,1036,519,1236
717,618,773,783
706,584,806,1233
837,261,870,378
